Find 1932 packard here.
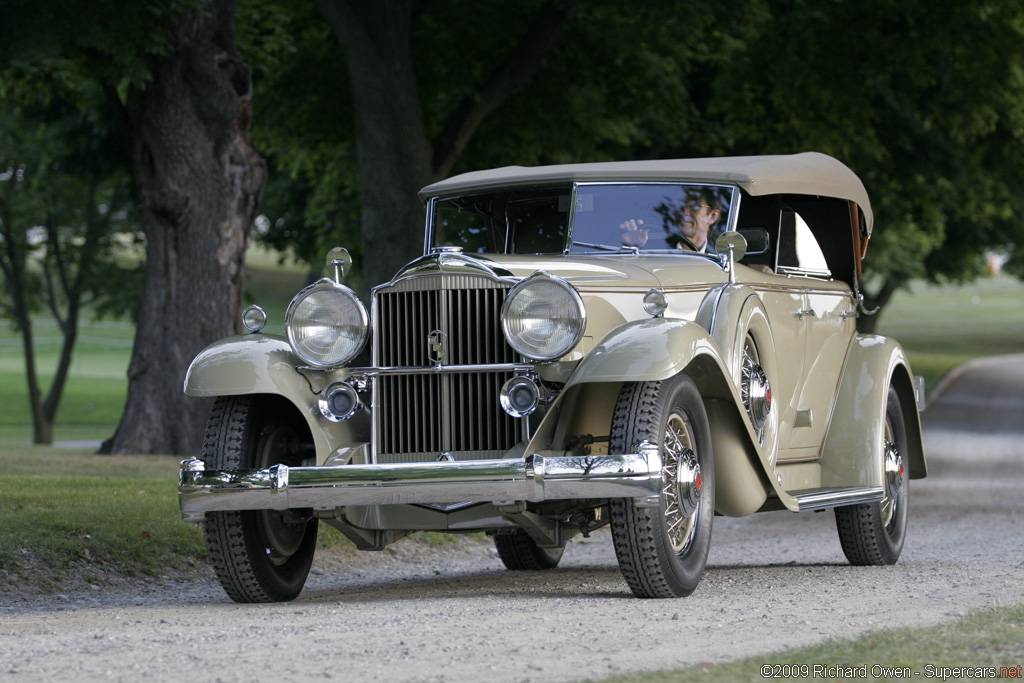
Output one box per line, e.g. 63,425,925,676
179,152,926,602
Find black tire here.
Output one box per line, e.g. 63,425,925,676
202,396,319,603
493,530,564,570
835,386,909,565
608,372,714,598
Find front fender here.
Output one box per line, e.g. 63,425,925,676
563,318,723,388
550,318,774,517
820,335,927,488
185,334,308,398
184,334,366,464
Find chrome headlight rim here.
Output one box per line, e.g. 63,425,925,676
500,271,586,362
285,278,369,368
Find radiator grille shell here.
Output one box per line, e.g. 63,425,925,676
372,274,520,463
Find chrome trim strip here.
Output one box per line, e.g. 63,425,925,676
789,486,884,511
350,363,534,379
178,451,662,518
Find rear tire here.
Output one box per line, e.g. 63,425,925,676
493,530,564,570
835,386,909,565
202,396,319,603
608,372,714,598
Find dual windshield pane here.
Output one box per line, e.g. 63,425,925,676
430,183,735,255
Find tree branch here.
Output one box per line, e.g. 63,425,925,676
431,0,576,180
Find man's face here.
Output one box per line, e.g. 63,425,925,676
678,198,721,247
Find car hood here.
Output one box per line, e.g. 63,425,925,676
387,251,728,291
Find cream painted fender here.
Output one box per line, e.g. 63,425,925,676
530,318,776,517
819,334,927,489
183,334,366,464
697,284,781,468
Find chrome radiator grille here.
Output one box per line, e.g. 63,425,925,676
372,275,520,463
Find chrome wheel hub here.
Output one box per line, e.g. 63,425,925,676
663,410,701,554
882,434,904,529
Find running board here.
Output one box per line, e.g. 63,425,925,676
788,486,884,511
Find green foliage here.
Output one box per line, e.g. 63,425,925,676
233,0,1024,307
708,0,1024,300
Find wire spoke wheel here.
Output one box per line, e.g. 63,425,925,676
609,372,714,598
662,411,699,554
740,334,772,451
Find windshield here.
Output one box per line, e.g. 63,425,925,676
429,183,735,255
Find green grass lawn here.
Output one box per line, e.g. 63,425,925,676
0,245,309,444
874,273,1024,396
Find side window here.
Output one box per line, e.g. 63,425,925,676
776,209,830,277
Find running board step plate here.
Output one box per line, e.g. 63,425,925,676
788,486,884,511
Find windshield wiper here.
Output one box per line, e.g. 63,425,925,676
572,241,639,255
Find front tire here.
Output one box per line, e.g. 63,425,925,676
609,372,714,598
202,396,319,603
834,386,909,565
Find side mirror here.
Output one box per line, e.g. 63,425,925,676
326,247,353,283
715,231,748,261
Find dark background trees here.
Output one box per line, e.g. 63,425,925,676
2,0,1022,452
2,0,266,453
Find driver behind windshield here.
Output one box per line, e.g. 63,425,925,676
619,189,723,253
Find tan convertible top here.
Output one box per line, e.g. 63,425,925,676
420,152,873,235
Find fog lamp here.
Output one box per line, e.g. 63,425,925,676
319,382,361,422
500,376,540,418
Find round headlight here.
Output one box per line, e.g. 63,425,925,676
285,279,368,367
501,272,586,361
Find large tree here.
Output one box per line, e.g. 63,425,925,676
311,0,577,296
705,0,1024,331
103,1,266,454
1,0,266,454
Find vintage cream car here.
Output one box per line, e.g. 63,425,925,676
179,152,927,603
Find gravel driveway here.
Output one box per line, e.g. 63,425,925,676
3,355,1023,682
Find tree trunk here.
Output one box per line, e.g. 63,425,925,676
104,0,266,454
315,1,574,297
316,0,433,298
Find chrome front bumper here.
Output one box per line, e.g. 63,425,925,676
178,446,663,523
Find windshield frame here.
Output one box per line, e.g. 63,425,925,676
423,181,742,257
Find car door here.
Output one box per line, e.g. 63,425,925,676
773,208,856,458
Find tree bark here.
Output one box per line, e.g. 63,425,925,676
104,0,266,454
